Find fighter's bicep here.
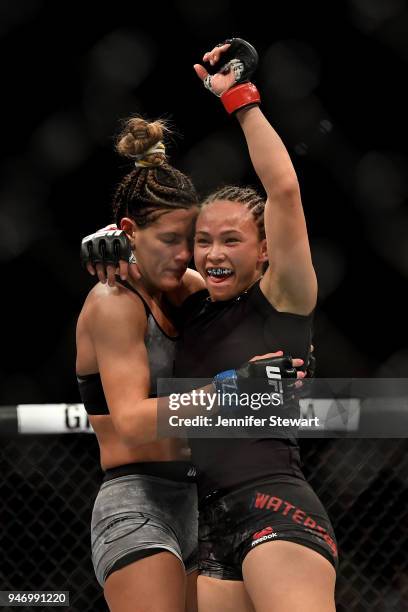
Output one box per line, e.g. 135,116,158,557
90,296,150,420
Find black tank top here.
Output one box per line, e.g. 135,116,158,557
175,279,313,500
77,280,178,415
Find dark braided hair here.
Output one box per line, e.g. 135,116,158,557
113,117,198,227
202,185,266,240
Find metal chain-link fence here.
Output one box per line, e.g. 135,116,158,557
302,439,408,611
1,436,407,611
1,435,104,611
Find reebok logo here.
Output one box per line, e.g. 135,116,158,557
251,526,278,546
253,526,274,540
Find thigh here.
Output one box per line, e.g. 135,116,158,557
238,477,338,572
198,576,255,612
186,570,198,612
92,476,198,586
105,550,186,612
242,541,336,612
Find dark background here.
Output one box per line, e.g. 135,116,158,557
1,0,408,405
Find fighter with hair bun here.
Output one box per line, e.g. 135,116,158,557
76,117,202,612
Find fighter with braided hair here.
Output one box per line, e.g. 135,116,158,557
77,116,205,612
187,39,337,612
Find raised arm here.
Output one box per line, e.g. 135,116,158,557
194,39,317,315
237,107,317,315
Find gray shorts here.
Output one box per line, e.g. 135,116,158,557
91,473,198,586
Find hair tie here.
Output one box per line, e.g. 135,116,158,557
134,141,166,168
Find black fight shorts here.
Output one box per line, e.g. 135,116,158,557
198,475,338,580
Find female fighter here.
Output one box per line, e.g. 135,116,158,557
179,39,338,612
76,116,202,612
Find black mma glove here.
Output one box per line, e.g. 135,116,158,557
206,37,258,86
213,355,297,414
202,37,260,114
80,228,131,268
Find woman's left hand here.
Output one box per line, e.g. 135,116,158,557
194,43,237,96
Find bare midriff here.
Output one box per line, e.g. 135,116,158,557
89,415,191,469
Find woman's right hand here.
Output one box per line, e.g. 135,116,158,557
81,225,141,286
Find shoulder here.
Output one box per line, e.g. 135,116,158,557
259,272,316,316
251,278,315,319
166,268,206,307
82,282,148,339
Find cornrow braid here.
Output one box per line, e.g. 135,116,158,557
112,117,198,227
202,185,266,240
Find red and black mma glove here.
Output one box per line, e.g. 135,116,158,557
80,228,131,268
204,38,260,114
